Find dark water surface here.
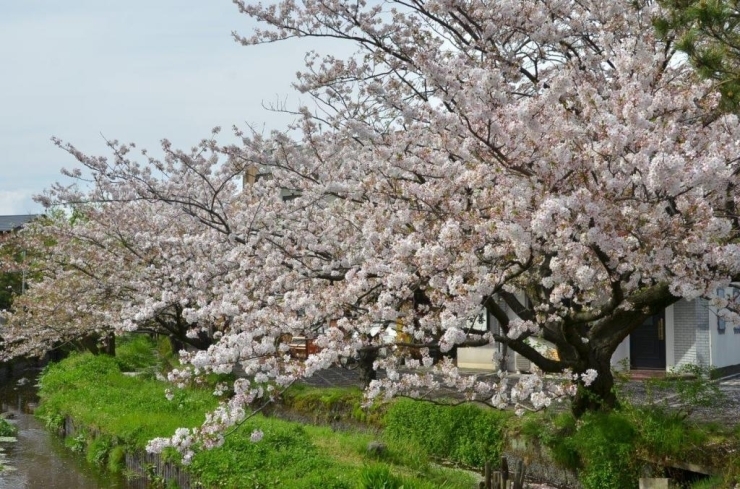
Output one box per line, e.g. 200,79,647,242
0,366,127,489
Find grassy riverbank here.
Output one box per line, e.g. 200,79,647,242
35,335,740,488
35,336,480,488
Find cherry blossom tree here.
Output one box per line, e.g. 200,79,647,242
12,0,740,459
0,205,221,360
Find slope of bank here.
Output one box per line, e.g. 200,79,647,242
34,336,478,489
34,335,740,488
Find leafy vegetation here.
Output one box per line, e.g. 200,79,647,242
0,417,17,437
37,348,218,450
384,399,511,468
37,334,740,488
656,0,740,113
36,335,476,488
518,369,740,489
188,415,473,489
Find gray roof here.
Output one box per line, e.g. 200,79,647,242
0,215,39,233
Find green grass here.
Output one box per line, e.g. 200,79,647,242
36,350,218,449
36,336,477,489
188,415,476,489
42,341,740,489
384,398,511,468
281,383,387,425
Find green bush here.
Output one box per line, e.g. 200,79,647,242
630,406,708,461
66,432,87,453
541,411,638,489
520,411,580,470
0,418,17,437
383,399,510,468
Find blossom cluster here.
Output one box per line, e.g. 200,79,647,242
4,0,740,461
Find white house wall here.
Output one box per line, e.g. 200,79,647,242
672,299,710,368
709,295,740,369
610,337,629,370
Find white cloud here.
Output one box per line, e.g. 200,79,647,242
0,190,43,216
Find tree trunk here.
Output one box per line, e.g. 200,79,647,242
79,334,100,355
357,347,378,386
102,332,116,356
169,335,185,354
571,359,618,417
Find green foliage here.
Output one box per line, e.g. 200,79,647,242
282,384,378,424
521,411,580,469
383,399,510,468
522,369,740,489
38,345,475,489
188,413,475,488
36,343,219,449
573,412,639,489
66,432,87,453
39,411,65,432
690,476,724,489
86,435,113,466
107,445,127,474
657,0,740,113
0,418,17,437
643,364,725,417
189,417,356,488
114,334,160,373
357,464,409,489
522,410,638,489
627,405,709,461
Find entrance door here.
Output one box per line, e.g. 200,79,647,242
630,311,666,369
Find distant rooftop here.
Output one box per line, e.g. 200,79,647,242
0,215,39,233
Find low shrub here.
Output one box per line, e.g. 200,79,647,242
107,445,127,474
572,411,639,489
86,435,113,466
522,410,638,489
0,418,17,437
629,405,708,461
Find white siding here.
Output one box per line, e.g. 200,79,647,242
709,291,740,369
611,336,630,370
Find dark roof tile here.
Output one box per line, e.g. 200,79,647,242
0,215,39,232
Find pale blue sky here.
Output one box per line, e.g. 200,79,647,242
0,1,318,214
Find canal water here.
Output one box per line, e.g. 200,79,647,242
0,365,127,488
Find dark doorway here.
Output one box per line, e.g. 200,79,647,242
630,311,666,369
